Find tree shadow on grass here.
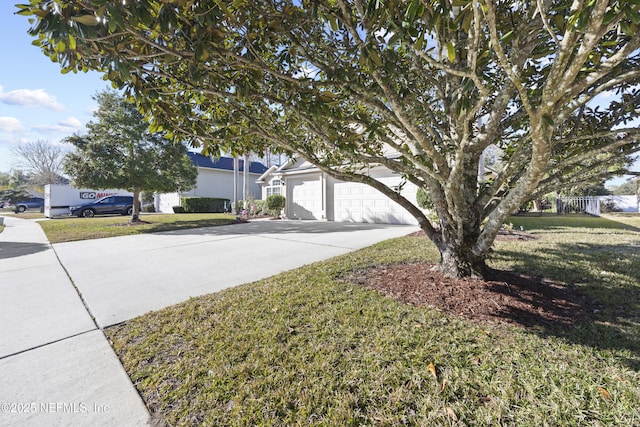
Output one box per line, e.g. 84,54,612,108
492,241,640,370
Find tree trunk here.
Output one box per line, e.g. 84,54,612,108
435,240,488,279
131,189,141,223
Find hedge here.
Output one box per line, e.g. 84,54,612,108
180,197,230,213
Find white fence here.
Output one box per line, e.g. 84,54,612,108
556,196,601,216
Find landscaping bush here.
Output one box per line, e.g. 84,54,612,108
172,206,185,213
265,194,285,218
519,200,533,213
240,197,257,216
601,198,620,213
180,197,230,213
142,203,155,213
253,199,267,215
141,192,155,204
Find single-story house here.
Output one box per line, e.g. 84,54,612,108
155,152,268,213
256,157,420,225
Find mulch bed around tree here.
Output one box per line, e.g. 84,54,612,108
344,231,599,329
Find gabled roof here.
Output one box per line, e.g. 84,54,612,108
187,152,268,174
256,165,279,183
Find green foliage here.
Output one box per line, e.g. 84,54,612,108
141,191,155,203
415,188,433,210
240,197,264,216
180,197,229,213
63,90,198,196
265,194,285,217
558,181,611,197
0,172,11,187
252,199,267,215
4,170,30,189
611,179,639,195
601,198,621,213
0,188,30,204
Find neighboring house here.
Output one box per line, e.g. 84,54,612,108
256,157,420,225
155,152,268,213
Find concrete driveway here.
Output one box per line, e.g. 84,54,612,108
53,220,417,327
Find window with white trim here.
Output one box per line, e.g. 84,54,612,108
266,186,282,197
265,179,283,197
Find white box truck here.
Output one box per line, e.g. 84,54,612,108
44,184,134,217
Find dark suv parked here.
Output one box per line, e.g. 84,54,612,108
69,196,136,217
3,197,45,213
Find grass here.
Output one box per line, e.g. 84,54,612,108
0,211,44,220
106,215,640,426
601,212,640,230
37,213,237,243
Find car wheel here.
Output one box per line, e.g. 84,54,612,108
16,206,26,213
81,209,96,218
126,207,133,215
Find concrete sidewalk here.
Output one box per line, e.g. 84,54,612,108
0,216,151,427
0,216,417,426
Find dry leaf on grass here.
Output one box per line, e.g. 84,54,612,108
444,406,458,421
598,386,612,401
428,362,437,378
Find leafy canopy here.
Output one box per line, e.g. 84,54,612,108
63,90,197,198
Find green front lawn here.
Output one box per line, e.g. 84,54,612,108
601,213,640,230
39,213,237,243
106,216,640,426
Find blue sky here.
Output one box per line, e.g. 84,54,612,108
0,2,111,173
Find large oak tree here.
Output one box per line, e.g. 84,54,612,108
19,0,640,277
64,90,198,222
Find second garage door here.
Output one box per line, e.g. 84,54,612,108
333,176,419,225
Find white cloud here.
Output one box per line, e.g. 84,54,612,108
59,116,83,128
32,116,84,135
0,85,65,111
33,124,76,134
0,116,24,133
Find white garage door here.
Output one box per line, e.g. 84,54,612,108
334,178,418,225
156,192,181,214
288,177,323,220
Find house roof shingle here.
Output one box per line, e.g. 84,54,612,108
187,152,268,174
